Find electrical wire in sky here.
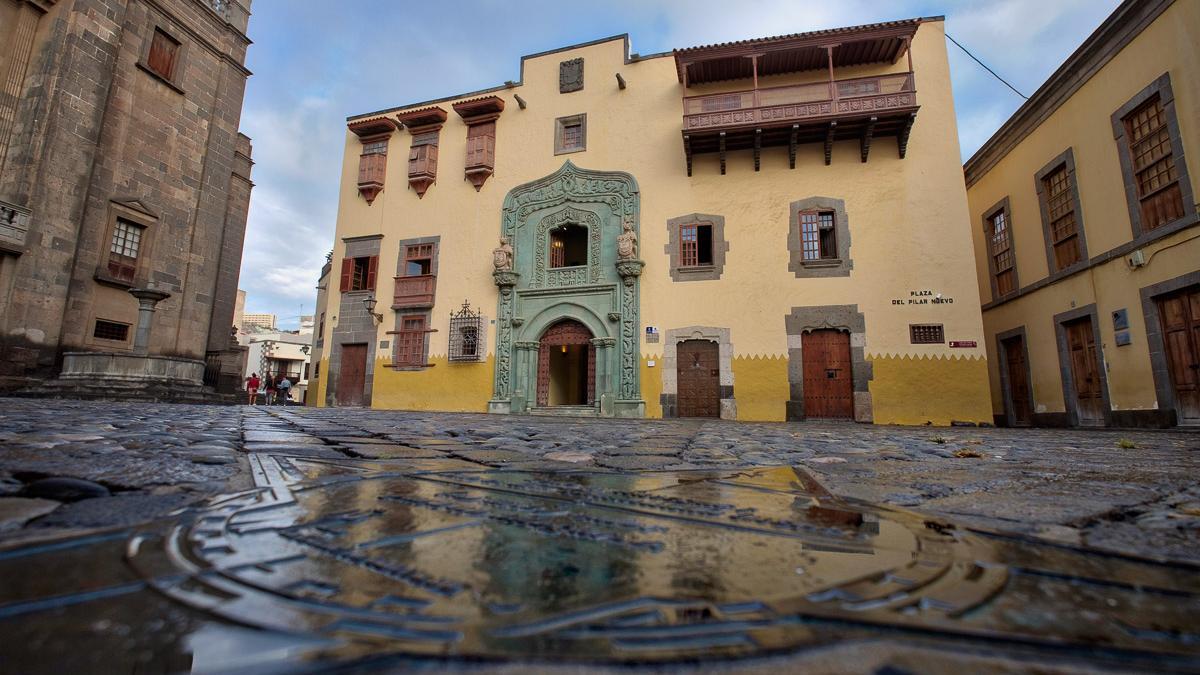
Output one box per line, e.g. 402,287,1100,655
945,32,1029,100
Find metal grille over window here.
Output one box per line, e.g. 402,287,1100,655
1124,95,1184,230
1043,166,1080,270
909,324,945,344
93,320,129,342
989,210,1014,296
108,219,143,282
449,301,484,362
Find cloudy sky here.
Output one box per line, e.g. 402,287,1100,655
237,0,1119,328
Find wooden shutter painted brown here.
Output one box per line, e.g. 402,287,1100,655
366,255,378,291
339,258,353,292
147,30,179,80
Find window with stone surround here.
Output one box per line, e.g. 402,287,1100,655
1113,76,1193,235
1035,148,1087,274
147,28,180,81
788,197,852,278
394,314,427,367
667,213,728,282
550,225,587,268
108,219,144,283
554,114,586,155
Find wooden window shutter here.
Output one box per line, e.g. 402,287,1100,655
147,29,179,80
339,258,353,292
366,255,379,290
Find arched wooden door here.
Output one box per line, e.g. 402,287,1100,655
677,339,720,417
536,320,595,407
802,329,853,419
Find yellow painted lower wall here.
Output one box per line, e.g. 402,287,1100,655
869,354,992,426
640,356,663,419
731,355,790,422
308,359,329,407
371,356,495,412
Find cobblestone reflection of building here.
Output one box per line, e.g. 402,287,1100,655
0,0,254,394
966,0,1200,428
312,17,993,424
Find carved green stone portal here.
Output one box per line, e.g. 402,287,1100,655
490,161,644,417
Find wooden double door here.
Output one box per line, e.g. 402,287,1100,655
677,340,720,418
536,320,595,407
802,329,854,419
1158,288,1200,425
1063,318,1106,426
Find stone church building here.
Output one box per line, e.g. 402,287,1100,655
311,17,993,425
0,0,253,392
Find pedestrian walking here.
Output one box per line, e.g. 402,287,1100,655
245,372,260,405
264,372,277,406
277,376,292,406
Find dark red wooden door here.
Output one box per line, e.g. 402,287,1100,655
1064,318,1105,425
337,343,368,407
1159,288,1200,424
802,330,853,419
536,320,594,407
677,340,719,418
1002,335,1033,426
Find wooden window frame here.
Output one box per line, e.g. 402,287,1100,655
137,25,186,94
392,313,430,368
1034,148,1088,275
403,243,434,277
339,255,378,293
94,200,158,289
798,210,838,262
554,113,587,155
1111,73,1195,239
982,196,1018,300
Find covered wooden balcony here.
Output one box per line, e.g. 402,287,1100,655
392,274,436,309
674,18,925,174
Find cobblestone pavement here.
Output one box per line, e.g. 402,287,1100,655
2,398,1197,563
1,398,1199,672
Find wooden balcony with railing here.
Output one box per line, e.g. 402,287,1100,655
674,17,926,174
392,274,436,309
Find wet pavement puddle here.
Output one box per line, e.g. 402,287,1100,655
1,454,1198,672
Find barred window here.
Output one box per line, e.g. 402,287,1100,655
910,324,944,344
799,211,837,261
107,219,144,282
93,319,130,342
448,302,484,362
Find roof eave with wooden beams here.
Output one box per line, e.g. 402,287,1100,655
673,18,923,86
347,116,399,139
452,95,505,125
395,106,449,134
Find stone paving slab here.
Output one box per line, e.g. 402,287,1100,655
0,398,1198,671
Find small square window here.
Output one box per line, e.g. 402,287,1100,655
554,114,586,155
93,319,130,342
910,324,944,344
146,28,180,81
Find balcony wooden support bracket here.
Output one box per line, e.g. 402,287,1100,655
824,121,836,166
683,134,693,177
718,132,726,175
789,124,799,169
860,116,877,163
616,73,626,90
753,128,761,172
898,112,916,159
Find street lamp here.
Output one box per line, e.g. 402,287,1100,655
362,294,383,324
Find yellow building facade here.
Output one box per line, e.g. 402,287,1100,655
966,0,1199,428
311,17,993,425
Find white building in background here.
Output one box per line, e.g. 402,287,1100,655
242,313,277,331
243,330,313,404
